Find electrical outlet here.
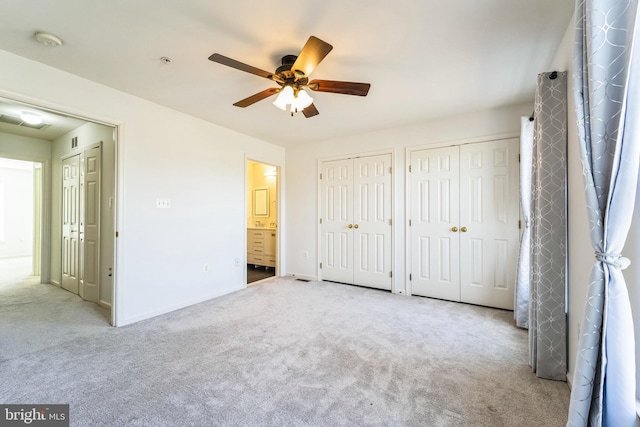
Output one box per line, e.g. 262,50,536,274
203,263,209,272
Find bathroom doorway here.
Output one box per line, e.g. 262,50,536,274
246,160,278,284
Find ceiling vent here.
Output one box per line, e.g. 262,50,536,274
0,114,50,130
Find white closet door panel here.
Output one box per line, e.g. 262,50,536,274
320,159,353,284
410,146,460,301
459,139,519,309
61,155,80,294
79,146,101,302
353,154,392,290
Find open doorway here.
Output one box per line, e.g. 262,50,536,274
246,160,278,284
0,96,117,325
0,157,41,285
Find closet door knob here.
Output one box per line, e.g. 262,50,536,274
461,227,468,232
348,224,353,229
451,226,458,232
354,224,359,229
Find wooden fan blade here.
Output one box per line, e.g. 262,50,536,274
233,88,280,108
308,80,371,96
303,103,319,118
209,53,275,80
291,36,333,77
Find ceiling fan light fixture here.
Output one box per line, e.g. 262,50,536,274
293,89,313,111
20,111,44,125
273,86,294,110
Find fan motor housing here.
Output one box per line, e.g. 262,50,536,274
275,55,297,74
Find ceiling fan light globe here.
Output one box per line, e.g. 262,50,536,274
294,89,314,110
272,98,287,110
273,86,294,110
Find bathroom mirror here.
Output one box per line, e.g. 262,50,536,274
254,188,269,217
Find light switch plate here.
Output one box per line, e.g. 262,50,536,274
156,198,171,208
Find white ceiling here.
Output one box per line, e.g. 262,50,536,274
0,97,89,140
0,0,574,147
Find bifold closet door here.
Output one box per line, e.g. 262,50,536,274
79,146,101,302
320,158,354,285
409,139,519,310
352,155,392,289
61,146,101,302
320,154,392,290
458,140,519,309
409,146,461,301
62,155,80,294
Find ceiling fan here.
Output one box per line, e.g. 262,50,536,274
208,36,371,118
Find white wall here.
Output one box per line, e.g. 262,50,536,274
50,122,116,308
285,101,532,291
626,173,640,402
0,49,285,326
0,163,33,258
0,131,51,280
0,132,51,162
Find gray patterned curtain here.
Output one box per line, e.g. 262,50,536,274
515,117,534,329
567,1,639,425
529,71,568,381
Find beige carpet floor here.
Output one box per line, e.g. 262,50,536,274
0,263,570,426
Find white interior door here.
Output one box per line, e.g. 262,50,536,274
79,146,101,302
409,139,519,310
320,159,353,284
459,139,519,309
353,154,392,290
61,155,80,294
320,154,392,290
410,146,460,301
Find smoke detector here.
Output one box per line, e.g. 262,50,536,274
35,32,63,47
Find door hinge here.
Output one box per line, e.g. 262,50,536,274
320,173,323,180
409,165,412,172
115,231,119,238
389,218,392,226
409,219,412,226
518,154,521,163
389,166,392,174
320,218,323,224
518,220,521,229
409,273,412,281
320,262,323,269
389,271,393,278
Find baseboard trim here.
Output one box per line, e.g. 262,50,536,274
288,273,317,282
50,280,60,287
98,300,112,310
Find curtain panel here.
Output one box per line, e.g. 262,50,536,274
515,117,534,329
529,71,568,381
567,0,639,426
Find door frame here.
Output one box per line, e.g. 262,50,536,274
316,148,396,292
245,156,283,284
0,91,121,326
404,133,518,297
